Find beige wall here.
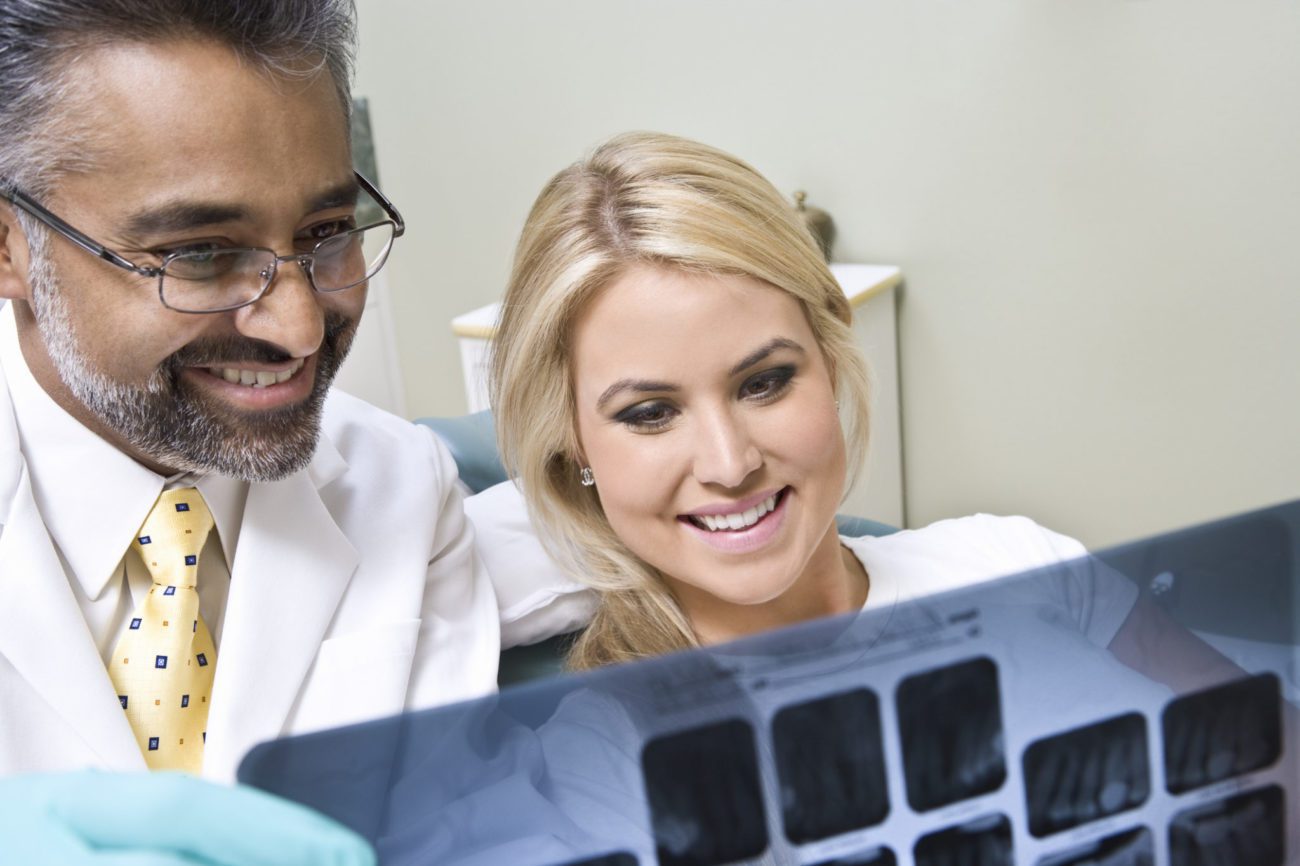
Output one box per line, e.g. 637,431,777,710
354,0,1300,548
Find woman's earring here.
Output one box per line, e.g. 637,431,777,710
580,466,596,487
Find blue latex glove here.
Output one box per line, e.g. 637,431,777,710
0,770,376,865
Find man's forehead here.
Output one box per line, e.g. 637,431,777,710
47,39,352,218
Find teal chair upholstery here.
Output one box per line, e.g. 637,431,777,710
836,514,899,539
416,410,899,684
415,411,507,494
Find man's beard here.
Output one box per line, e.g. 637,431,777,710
27,237,357,483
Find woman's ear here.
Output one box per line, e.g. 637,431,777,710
0,204,34,302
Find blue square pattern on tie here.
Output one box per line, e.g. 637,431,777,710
163,586,177,596
193,620,198,632
175,503,190,512
181,694,190,708
130,618,142,630
119,696,128,709
155,655,168,669
148,737,159,751
185,555,197,566
138,535,151,545
197,653,209,667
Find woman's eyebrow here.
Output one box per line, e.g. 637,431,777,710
594,338,806,411
728,337,805,377
597,379,678,412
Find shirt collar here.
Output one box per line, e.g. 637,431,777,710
167,469,245,571
1,305,247,597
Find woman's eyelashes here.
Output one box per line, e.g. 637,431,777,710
614,400,678,433
739,365,796,403
611,365,798,433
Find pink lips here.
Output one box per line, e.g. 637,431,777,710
679,487,790,554
681,487,784,518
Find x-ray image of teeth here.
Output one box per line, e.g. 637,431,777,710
1022,713,1150,837
641,718,768,866
897,656,1006,812
233,501,1300,866
1167,785,1284,866
771,688,889,844
553,854,639,866
1036,826,1153,866
806,845,896,865
913,813,1013,866
1162,673,1282,795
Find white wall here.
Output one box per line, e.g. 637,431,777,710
354,0,1300,548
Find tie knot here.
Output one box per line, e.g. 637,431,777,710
132,487,215,588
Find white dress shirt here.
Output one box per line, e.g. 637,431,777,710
0,307,243,663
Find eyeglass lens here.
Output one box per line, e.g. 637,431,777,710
161,222,396,313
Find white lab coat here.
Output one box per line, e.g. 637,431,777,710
0,354,501,783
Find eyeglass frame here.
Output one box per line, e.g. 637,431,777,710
0,170,405,314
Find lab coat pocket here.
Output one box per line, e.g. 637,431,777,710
291,618,421,734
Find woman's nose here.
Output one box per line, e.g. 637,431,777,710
691,410,762,489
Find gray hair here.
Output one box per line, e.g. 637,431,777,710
0,0,357,199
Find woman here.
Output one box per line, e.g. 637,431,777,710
377,132,1258,866
491,131,1160,673
459,131,1254,866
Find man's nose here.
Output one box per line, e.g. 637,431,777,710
233,258,325,358
691,409,763,489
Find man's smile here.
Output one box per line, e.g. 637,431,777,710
183,354,317,411
205,357,306,387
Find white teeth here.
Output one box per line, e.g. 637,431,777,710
211,359,305,388
691,493,780,532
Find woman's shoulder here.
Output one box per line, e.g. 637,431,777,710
847,512,1085,565
843,513,1091,603
845,513,1137,643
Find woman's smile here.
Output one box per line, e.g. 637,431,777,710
678,486,791,553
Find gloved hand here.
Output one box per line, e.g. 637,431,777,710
0,769,376,865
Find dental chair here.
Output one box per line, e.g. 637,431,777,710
417,411,899,684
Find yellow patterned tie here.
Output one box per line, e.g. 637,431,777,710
108,488,218,773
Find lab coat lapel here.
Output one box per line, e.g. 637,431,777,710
202,438,358,779
0,462,145,770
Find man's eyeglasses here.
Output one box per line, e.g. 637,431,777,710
0,172,405,314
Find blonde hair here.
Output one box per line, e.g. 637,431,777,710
491,131,871,669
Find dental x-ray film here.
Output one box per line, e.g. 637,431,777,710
240,500,1300,865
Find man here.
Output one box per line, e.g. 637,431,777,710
0,0,504,860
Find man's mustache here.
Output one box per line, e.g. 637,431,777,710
164,313,355,370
